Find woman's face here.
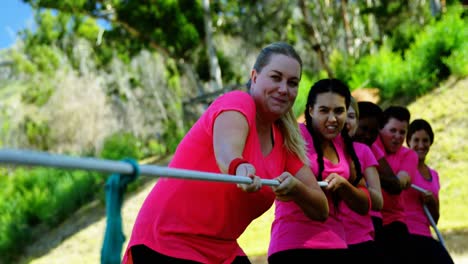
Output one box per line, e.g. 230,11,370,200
346,105,358,137
309,92,347,141
380,117,408,154
408,129,432,162
250,54,301,121
354,117,380,146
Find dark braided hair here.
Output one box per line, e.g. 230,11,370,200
303,78,363,185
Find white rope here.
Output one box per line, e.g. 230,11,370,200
0,148,328,187
410,184,447,248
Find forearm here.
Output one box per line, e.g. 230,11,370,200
377,158,403,194
364,167,383,211
425,197,440,224
338,183,370,215
291,182,329,221
369,187,383,211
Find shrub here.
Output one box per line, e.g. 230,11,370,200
403,4,467,95
348,45,406,100
0,167,101,262
443,41,468,78
99,132,142,161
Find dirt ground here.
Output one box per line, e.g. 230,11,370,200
14,178,468,264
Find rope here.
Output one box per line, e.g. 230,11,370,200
100,158,140,264
411,184,446,248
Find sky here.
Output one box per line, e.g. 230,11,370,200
0,0,34,49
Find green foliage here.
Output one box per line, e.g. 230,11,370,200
212,1,296,48
403,4,467,95
443,41,468,77
348,45,406,99
196,49,241,84
292,73,314,118
161,120,186,154
329,49,358,86
20,116,52,150
0,167,101,262
99,132,142,161
365,0,432,41
333,4,468,103
20,80,55,106
10,50,38,75
389,18,422,53
24,0,205,62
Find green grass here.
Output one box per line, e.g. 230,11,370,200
407,77,468,231
238,77,468,257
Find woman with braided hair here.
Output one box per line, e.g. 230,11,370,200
268,78,370,263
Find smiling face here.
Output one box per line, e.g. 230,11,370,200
309,92,347,141
408,129,432,162
380,117,408,154
250,54,301,121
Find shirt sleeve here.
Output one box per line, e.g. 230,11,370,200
202,91,256,134
431,168,441,199
285,151,305,176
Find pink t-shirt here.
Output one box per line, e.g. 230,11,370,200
268,124,350,256
372,136,419,226
341,142,378,245
403,166,440,237
122,91,303,264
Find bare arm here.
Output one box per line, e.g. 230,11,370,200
377,157,404,194
364,166,383,211
213,111,262,192
422,191,440,224
213,111,249,173
272,165,329,221
326,174,370,215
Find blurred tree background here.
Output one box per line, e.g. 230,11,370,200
0,0,467,262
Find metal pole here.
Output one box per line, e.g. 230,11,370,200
410,184,447,248
0,148,328,187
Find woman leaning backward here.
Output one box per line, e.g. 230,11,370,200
122,42,329,264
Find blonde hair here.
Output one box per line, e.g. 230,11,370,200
276,109,309,166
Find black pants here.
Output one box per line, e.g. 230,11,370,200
268,248,349,264
406,234,454,264
374,221,411,264
130,245,251,264
348,240,381,264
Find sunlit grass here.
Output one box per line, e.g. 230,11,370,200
238,206,275,256
408,77,468,232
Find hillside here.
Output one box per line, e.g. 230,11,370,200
16,77,468,264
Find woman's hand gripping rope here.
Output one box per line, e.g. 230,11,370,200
235,163,262,192
272,172,299,201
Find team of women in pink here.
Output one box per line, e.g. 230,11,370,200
122,42,452,264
